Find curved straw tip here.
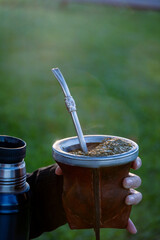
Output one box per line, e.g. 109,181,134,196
52,67,59,72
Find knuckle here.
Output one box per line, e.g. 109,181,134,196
135,191,143,204
138,192,143,201
138,176,142,186
132,175,142,188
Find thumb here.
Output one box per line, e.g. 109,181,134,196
126,218,137,234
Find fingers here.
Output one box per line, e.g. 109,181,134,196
126,158,142,235
126,218,137,234
55,165,63,175
123,173,142,189
131,157,142,170
125,189,142,205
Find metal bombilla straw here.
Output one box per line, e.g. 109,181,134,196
52,68,101,240
52,68,88,154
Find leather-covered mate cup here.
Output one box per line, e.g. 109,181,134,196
52,135,139,230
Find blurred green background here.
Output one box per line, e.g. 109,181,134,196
0,0,160,239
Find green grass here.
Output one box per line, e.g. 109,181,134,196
0,1,160,239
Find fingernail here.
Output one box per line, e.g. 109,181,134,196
126,195,135,205
137,157,142,168
132,226,137,234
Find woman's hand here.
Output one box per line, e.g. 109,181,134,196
55,157,142,234
55,165,63,175
123,157,142,234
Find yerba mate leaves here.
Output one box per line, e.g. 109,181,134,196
70,138,133,157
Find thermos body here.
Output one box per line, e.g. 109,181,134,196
0,135,30,240
0,190,30,240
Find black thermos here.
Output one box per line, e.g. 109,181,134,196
0,135,30,240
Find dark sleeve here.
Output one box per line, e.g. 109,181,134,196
27,164,67,239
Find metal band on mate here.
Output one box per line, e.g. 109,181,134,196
65,96,76,112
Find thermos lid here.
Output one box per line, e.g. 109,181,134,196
0,135,26,164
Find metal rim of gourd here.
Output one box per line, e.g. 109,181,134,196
52,135,139,168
